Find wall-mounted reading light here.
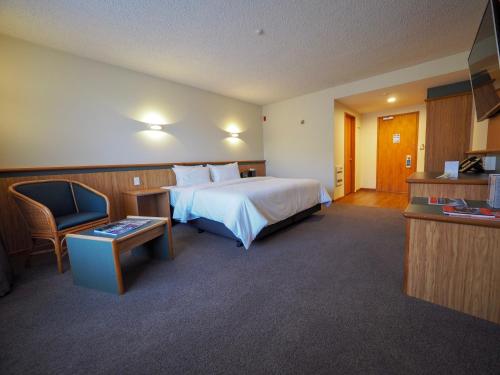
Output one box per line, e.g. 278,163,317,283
230,133,239,138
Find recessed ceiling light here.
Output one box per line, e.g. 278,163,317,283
387,96,396,103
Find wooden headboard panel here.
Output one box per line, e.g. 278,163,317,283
0,160,265,254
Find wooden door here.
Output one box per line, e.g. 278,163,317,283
487,115,500,149
377,112,418,193
424,94,472,171
344,114,356,195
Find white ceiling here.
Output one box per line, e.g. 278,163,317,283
337,70,470,114
0,0,486,105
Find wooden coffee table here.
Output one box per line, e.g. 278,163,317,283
66,216,173,294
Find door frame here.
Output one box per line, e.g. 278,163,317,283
376,111,419,192
344,113,356,195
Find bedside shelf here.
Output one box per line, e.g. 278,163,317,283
465,148,500,155
122,188,170,218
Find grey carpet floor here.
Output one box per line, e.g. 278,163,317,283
0,204,499,375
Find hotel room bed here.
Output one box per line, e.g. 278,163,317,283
163,177,331,248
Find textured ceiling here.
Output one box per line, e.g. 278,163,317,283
338,70,470,114
0,0,487,105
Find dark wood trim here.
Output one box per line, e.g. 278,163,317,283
0,160,266,175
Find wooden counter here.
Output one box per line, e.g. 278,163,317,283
403,198,500,324
403,197,500,228
407,172,489,200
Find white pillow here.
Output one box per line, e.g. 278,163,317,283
208,162,241,182
173,166,211,187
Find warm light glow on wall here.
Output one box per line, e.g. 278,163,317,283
142,112,168,125
132,110,170,131
220,121,244,145
226,136,241,145
226,123,241,134
131,107,173,129
137,129,170,141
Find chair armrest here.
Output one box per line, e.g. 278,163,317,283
71,182,110,215
8,186,57,235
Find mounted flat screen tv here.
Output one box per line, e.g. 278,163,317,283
468,0,500,121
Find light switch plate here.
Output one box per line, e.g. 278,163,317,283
133,176,141,186
483,156,496,171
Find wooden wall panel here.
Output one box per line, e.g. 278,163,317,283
487,115,500,149
0,161,265,254
425,94,473,172
409,183,489,200
406,219,500,324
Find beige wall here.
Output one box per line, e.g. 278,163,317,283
471,99,489,151
263,52,468,193
359,104,426,190
333,102,361,199
0,35,263,168
262,89,334,191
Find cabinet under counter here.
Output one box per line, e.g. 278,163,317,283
406,172,490,201
403,198,500,324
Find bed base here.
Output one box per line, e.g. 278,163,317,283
188,203,322,247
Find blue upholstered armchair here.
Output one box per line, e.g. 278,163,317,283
9,180,110,273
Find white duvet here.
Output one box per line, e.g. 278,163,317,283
164,177,331,249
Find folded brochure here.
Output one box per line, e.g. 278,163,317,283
94,219,151,236
428,197,466,206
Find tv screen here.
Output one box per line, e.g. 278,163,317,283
468,0,500,121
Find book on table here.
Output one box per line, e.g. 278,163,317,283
442,205,500,220
93,219,151,236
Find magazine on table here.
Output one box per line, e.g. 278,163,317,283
93,219,151,236
428,197,466,206
442,205,500,220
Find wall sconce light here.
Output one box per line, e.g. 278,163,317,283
149,124,163,130
230,133,239,138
